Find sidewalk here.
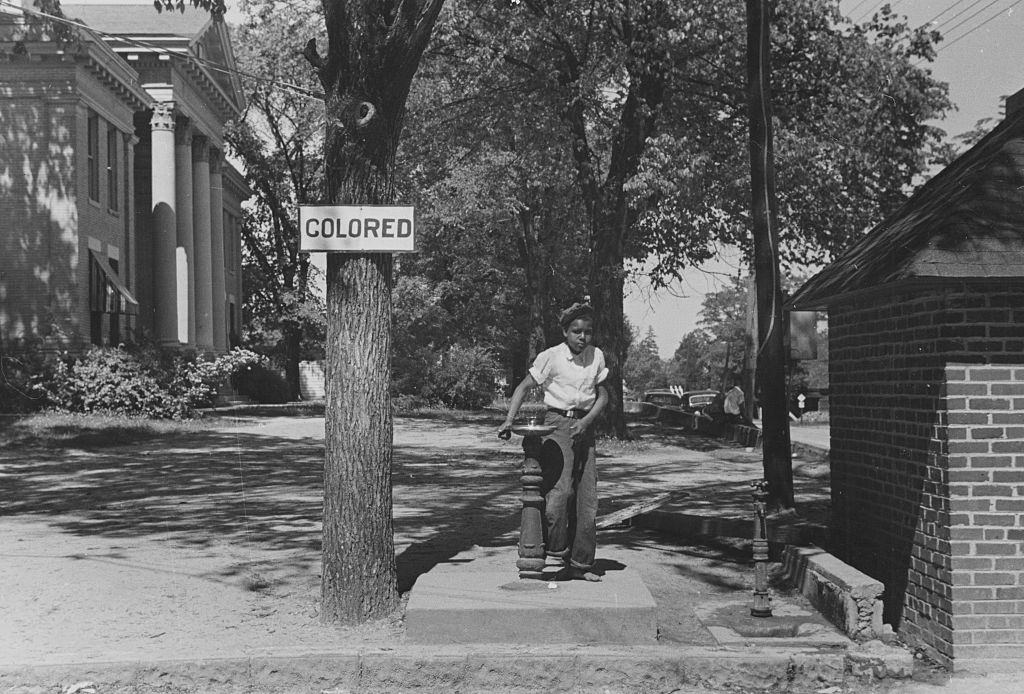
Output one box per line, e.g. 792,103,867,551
0,413,949,693
788,423,830,455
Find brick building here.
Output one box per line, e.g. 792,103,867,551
0,3,248,352
790,92,1024,668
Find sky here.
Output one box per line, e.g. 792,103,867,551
56,0,1024,356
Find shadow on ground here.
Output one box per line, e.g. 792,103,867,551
0,414,802,599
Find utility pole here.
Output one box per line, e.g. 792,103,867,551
746,0,794,510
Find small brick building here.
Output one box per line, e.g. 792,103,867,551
790,94,1024,669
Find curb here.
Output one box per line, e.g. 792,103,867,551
0,645,848,693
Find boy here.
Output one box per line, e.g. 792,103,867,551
498,299,609,581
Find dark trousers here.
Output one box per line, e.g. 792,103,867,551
539,412,598,570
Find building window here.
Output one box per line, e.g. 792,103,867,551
106,128,119,210
87,112,100,202
88,251,139,346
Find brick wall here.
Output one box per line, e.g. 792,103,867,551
0,67,82,348
0,57,138,350
828,282,1024,666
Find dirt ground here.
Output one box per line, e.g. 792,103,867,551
0,411,813,668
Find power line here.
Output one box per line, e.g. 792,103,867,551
919,0,971,29
845,0,874,19
937,0,1006,34
0,0,325,101
938,0,1024,53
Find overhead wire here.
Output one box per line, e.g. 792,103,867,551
937,0,1024,53
920,0,973,30
937,0,1010,35
0,0,325,101
845,0,875,19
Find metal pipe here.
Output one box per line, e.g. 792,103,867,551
751,479,773,617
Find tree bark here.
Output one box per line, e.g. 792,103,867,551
747,0,793,510
589,205,630,438
314,0,444,624
322,252,396,623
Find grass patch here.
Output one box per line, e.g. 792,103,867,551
0,412,207,449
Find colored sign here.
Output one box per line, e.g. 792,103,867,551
299,205,415,253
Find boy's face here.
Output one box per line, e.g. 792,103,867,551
563,317,594,354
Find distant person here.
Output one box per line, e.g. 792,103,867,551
498,298,610,582
724,380,747,423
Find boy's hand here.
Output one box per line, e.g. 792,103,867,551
569,419,591,438
497,421,513,440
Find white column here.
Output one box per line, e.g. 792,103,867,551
209,149,227,352
150,103,178,347
192,135,213,352
174,117,195,346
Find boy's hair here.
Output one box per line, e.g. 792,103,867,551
559,296,594,329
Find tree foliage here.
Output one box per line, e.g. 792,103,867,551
409,0,951,436
631,2,952,283
623,326,666,394
665,329,717,390
227,0,327,398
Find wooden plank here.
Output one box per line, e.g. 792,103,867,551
596,492,683,529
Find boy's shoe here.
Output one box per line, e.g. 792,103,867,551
544,555,565,568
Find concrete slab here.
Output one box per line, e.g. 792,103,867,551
406,548,658,644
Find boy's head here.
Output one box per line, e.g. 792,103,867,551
559,297,594,354
558,296,594,330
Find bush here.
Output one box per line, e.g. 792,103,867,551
423,344,499,411
0,340,58,414
40,346,266,419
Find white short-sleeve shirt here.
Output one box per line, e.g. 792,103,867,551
529,343,609,411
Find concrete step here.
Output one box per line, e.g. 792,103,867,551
405,548,658,645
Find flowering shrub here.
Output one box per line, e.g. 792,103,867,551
42,347,266,419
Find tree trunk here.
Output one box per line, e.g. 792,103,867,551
313,0,444,623
589,206,630,439
747,0,793,510
322,252,397,623
283,322,302,401
518,210,548,364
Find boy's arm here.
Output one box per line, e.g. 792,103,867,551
498,374,538,437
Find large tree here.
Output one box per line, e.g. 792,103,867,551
631,2,952,280
166,0,446,624
304,0,445,624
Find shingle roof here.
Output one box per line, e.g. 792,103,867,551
62,4,211,38
789,107,1024,309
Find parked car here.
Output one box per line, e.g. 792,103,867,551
641,390,683,409
642,389,720,413
679,389,720,413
